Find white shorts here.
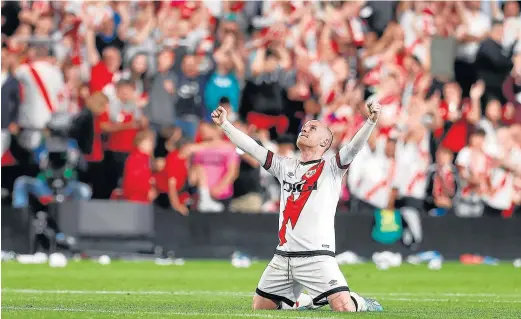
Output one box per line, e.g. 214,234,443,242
256,252,349,307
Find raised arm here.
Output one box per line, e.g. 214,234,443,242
212,106,270,166
337,102,380,168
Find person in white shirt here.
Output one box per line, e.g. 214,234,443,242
454,1,491,95
211,102,383,312
354,137,398,213
14,46,67,151
454,128,489,217
483,128,521,216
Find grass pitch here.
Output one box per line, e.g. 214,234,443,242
2,260,520,318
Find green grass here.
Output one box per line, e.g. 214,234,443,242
2,260,521,318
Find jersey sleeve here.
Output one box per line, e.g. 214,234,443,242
263,150,287,180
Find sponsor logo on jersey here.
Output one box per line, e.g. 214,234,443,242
287,172,295,178
282,180,318,193
328,280,338,286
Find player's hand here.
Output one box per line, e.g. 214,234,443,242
211,106,228,126
366,101,381,123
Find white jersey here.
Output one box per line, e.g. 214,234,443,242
15,61,66,129
355,152,397,209
483,147,521,210
221,118,377,255
395,135,431,200
264,151,348,253
455,146,489,198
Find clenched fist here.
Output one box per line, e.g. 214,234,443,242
367,101,381,123
211,106,228,126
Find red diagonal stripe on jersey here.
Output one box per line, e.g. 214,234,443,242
278,161,325,246
364,161,395,201
406,171,426,194
28,64,54,113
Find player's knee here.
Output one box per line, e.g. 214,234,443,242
252,295,279,310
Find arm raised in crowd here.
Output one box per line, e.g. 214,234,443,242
336,102,380,168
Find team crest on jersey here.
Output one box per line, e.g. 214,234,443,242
305,169,316,178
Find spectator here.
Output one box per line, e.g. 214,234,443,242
81,92,110,199
475,19,515,104
85,12,122,93
1,46,20,157
14,45,67,151
454,128,488,217
438,80,484,155
241,26,292,136
454,1,490,96
425,147,459,216
122,2,157,72
483,127,520,216
121,129,156,204
147,48,177,131
175,54,206,140
230,121,263,213
100,79,148,193
204,34,243,121
395,122,431,219
502,55,521,122
191,123,239,211
92,2,128,54
479,99,504,148
350,135,398,214
154,129,191,216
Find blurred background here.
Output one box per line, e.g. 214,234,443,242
1,0,520,262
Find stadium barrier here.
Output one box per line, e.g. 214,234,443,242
2,203,520,259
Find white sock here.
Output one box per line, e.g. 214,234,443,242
350,292,367,312
200,187,211,201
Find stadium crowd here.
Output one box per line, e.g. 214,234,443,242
1,0,520,218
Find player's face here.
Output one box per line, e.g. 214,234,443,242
297,121,327,150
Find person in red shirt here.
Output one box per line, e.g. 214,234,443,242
100,79,148,194
154,127,191,215
81,92,110,198
122,130,156,204
85,15,122,93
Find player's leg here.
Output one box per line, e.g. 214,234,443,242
294,255,383,312
253,255,297,310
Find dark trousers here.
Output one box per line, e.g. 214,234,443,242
105,151,129,195
454,60,477,97
79,161,107,199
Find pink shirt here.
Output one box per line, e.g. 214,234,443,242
192,146,239,200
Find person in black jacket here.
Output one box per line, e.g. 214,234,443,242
1,45,20,157
475,20,515,106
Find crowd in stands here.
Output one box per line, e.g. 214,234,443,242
1,0,520,218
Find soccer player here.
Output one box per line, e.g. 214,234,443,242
212,102,383,312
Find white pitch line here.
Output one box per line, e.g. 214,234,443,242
2,288,252,297
1,306,338,319
378,298,521,303
3,289,521,299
